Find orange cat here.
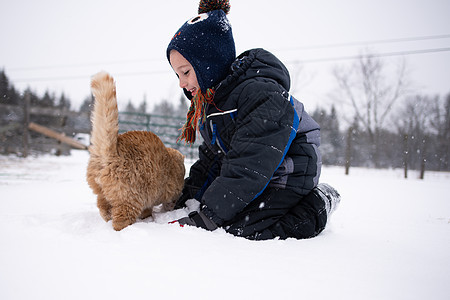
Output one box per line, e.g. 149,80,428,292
87,72,185,231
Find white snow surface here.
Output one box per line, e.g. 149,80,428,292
0,150,449,300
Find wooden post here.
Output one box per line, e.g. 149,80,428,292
28,122,88,150
22,92,30,157
55,113,68,156
403,133,408,179
345,126,353,175
419,137,426,180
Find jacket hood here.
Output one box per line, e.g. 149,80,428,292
217,48,291,95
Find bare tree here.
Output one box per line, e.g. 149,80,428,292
332,51,410,167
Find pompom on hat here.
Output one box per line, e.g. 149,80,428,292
198,0,230,14
167,0,236,144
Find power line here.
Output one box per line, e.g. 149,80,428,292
7,58,161,72
286,47,450,65
276,33,450,52
12,70,170,83
6,33,450,73
10,46,450,83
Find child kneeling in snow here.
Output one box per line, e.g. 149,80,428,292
167,0,340,240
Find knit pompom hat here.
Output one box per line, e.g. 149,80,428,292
167,0,235,93
167,0,235,144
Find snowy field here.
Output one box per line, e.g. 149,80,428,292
0,150,449,300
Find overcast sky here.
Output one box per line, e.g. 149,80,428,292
1,0,449,112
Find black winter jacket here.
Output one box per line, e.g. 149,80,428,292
181,49,322,226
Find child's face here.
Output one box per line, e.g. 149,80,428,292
170,50,200,97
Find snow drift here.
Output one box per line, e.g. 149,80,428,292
0,151,449,300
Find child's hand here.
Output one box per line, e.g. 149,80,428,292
176,211,218,231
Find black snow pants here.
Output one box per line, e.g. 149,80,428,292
223,187,327,240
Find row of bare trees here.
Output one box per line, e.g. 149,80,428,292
326,52,449,176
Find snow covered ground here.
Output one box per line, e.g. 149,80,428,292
0,150,449,300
